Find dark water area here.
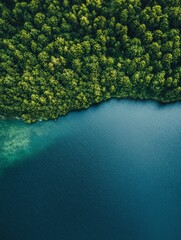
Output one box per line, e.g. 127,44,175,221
0,99,181,240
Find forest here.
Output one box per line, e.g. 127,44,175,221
0,0,180,123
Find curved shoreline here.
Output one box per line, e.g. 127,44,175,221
1,96,180,124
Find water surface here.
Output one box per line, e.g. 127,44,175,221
0,99,181,240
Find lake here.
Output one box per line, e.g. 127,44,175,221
0,99,181,240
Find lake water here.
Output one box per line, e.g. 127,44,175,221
0,99,181,240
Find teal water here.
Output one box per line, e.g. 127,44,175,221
0,99,181,240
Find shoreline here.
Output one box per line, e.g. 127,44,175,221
0,96,180,124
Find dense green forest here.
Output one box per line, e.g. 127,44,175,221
0,0,180,123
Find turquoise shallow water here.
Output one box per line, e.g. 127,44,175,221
0,99,181,240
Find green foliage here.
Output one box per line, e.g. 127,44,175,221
0,0,180,123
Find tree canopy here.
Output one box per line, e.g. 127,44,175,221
0,0,180,123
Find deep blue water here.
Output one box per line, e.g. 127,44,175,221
0,99,181,240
